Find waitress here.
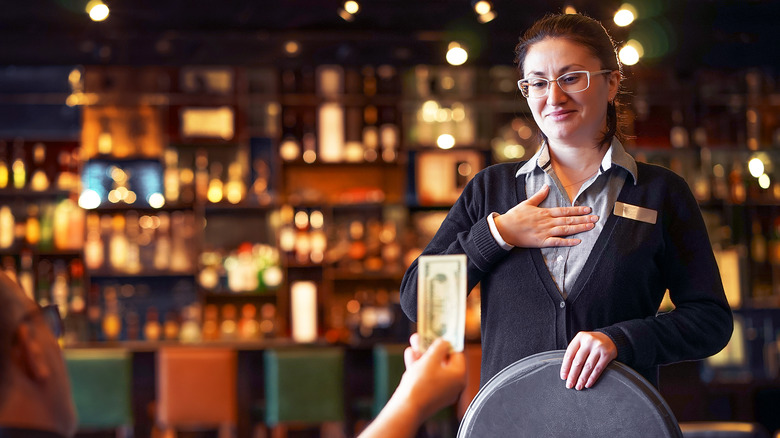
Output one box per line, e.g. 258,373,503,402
399,12,733,391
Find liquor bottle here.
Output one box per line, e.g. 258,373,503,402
163,311,180,340
238,303,260,341
36,259,53,306
11,139,26,189
163,147,180,203
347,220,367,273
362,66,377,97
101,286,121,341
38,203,54,252
344,106,364,162
362,105,379,162
68,259,86,315
194,148,209,202
84,214,104,270
124,212,141,274
220,304,238,340
179,304,202,343
379,106,399,162
751,219,768,264
53,197,85,251
29,142,50,191
25,205,41,246
301,108,317,164
308,210,326,264
225,155,246,205
318,102,345,162
169,211,192,273
18,250,34,300
259,303,276,339
0,140,8,189
51,261,69,318
108,214,128,271
125,310,140,341
56,149,77,191
143,307,161,341
206,161,224,203
279,107,301,162
0,206,14,249
154,212,171,271
728,162,747,204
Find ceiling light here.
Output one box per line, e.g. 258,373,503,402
446,42,468,66
344,1,360,14
618,41,643,66
473,1,496,23
339,1,360,21
614,4,638,27
86,0,109,21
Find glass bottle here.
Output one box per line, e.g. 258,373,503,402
11,139,26,189
154,212,171,271
0,206,14,249
18,250,34,300
143,306,161,341
163,147,180,204
0,140,8,189
84,214,104,270
29,142,50,191
25,205,41,246
108,214,128,272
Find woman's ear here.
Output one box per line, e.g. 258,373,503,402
607,71,621,102
14,324,53,381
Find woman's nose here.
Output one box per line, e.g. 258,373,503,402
546,80,567,104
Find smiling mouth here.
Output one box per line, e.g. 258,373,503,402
546,110,576,119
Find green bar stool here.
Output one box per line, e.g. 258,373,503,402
372,344,406,418
263,347,345,437
64,348,134,438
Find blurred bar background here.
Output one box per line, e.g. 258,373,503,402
0,1,778,437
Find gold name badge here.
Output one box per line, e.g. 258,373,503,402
614,201,657,225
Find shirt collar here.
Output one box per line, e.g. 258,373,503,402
515,138,638,185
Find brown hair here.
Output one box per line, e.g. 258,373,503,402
514,13,627,147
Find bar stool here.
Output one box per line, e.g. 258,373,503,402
64,348,134,438
155,346,237,438
263,347,345,438
372,344,406,417
679,422,771,438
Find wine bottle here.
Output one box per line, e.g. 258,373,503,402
0,140,8,189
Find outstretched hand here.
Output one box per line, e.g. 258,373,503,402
494,184,598,248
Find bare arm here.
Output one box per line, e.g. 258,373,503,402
359,336,466,438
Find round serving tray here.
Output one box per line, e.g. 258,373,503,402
458,350,682,438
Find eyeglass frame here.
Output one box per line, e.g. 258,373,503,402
517,69,613,99
15,304,64,342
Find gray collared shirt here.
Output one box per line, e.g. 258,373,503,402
510,138,638,299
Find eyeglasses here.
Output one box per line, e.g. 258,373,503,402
517,70,613,99
17,304,64,341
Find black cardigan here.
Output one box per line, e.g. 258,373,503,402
400,161,733,387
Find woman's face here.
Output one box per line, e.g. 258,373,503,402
522,37,619,147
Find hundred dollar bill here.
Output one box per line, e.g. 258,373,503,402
417,254,466,353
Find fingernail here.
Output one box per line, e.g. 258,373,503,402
584,207,591,213
566,381,573,389
591,216,599,222
560,373,566,380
